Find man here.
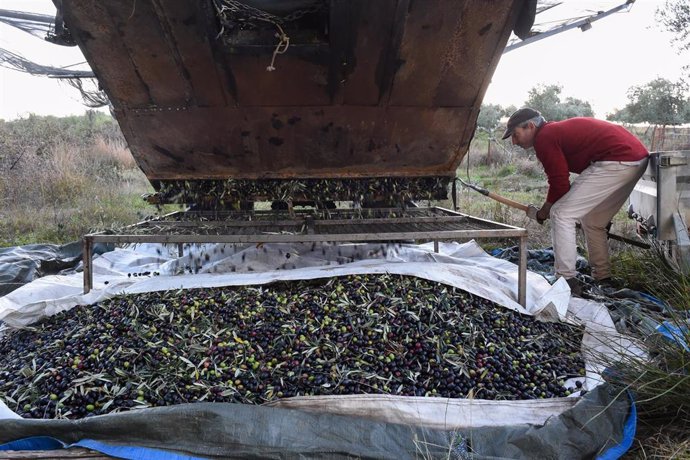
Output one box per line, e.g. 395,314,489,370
502,108,649,295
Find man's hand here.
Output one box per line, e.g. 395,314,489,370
525,204,544,225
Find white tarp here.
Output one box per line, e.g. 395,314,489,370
0,241,569,327
0,240,635,428
267,393,579,429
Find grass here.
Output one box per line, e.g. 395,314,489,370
613,245,690,309
601,244,690,459
626,432,690,459
0,127,156,247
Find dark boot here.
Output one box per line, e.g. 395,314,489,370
566,277,583,297
596,277,620,290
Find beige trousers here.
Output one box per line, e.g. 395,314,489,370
550,158,648,280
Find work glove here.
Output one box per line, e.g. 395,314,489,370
526,204,544,224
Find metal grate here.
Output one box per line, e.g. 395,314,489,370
82,207,528,305
161,207,455,222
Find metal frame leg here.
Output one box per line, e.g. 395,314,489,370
83,236,93,294
434,240,439,253
673,211,690,274
518,235,527,307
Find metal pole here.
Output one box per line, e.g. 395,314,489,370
178,243,184,258
518,235,527,307
83,236,93,294
673,211,690,274
504,0,635,53
434,240,439,253
487,138,491,165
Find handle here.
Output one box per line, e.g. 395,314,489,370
486,191,529,212
456,177,529,211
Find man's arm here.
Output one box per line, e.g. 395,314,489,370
534,132,571,205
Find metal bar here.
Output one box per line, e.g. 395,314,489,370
673,211,690,274
0,8,54,23
123,216,508,234
574,223,651,249
452,179,457,211
83,236,93,294
606,231,651,249
658,152,683,241
315,216,491,226
504,0,635,53
435,207,526,231
305,216,315,235
87,228,526,245
130,219,307,228
83,207,528,304
518,235,527,307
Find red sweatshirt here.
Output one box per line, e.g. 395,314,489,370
533,118,648,203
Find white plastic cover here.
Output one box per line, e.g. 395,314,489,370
0,241,568,327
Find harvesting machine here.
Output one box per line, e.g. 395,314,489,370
57,0,536,205
56,0,537,302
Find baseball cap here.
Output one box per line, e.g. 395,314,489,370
501,108,541,140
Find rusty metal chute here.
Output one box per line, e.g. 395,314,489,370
59,0,530,202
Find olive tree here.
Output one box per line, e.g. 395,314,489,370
607,78,690,126
476,103,507,132
525,84,594,121
657,0,690,53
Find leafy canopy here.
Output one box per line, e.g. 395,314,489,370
657,0,690,53
476,103,509,132
525,84,594,121
607,77,690,126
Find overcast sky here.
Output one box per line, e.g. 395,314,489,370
0,0,687,120
484,0,688,117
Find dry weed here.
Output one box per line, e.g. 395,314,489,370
93,136,137,170
0,131,150,245
625,428,690,459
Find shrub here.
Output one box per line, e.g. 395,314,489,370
465,137,515,168
0,113,151,246
514,156,544,178
496,164,515,177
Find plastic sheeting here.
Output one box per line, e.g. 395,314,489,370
0,242,112,297
0,240,638,458
0,241,571,328
0,386,633,460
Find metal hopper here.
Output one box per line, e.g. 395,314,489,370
59,0,534,203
